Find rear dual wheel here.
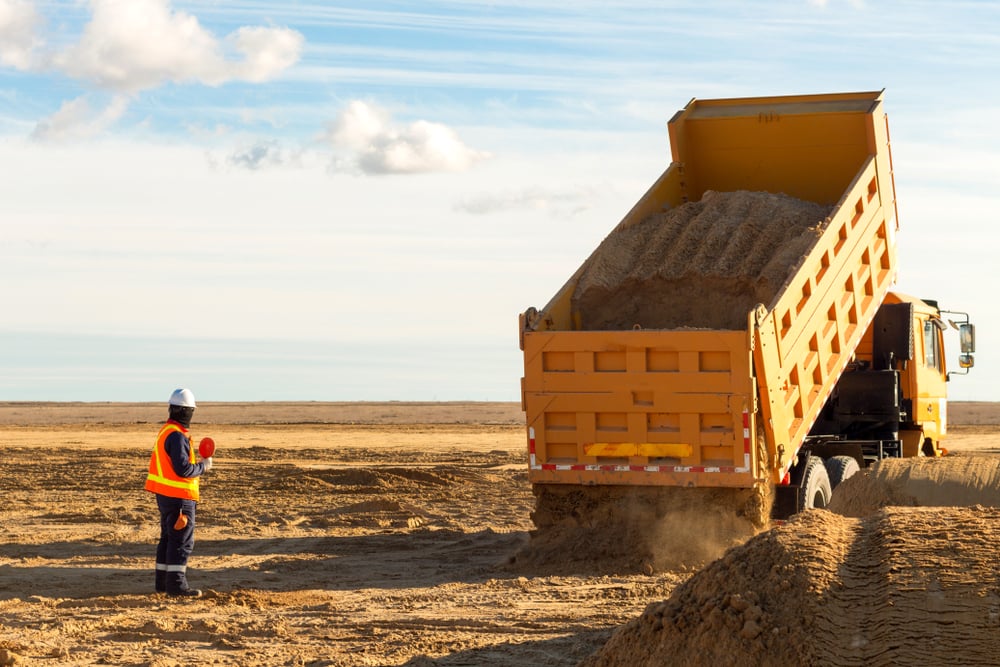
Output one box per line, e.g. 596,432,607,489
824,455,861,489
797,456,832,511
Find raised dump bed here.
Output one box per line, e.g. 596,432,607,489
519,91,898,493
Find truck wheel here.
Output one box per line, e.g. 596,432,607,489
798,456,832,511
824,455,860,489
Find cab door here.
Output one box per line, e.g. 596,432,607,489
908,312,949,451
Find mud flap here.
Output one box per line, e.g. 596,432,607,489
772,483,800,520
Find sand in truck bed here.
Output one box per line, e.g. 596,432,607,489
573,190,830,330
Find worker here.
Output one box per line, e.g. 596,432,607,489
145,388,212,597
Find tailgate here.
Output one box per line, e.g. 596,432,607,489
521,328,757,488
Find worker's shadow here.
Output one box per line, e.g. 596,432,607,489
191,529,532,592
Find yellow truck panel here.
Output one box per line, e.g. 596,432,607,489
523,327,755,488
754,157,898,483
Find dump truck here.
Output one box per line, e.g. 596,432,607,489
518,91,976,531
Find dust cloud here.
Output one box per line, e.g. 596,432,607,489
513,485,766,575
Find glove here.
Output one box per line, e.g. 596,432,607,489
202,457,213,472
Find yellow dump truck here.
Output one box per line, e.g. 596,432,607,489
519,91,976,521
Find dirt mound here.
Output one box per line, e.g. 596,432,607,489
829,456,1000,517
581,506,1000,667
573,190,830,330
511,485,767,575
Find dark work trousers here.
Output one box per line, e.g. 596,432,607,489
155,494,197,593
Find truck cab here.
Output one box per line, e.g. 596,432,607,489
807,292,974,465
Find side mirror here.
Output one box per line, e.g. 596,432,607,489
959,354,974,369
959,323,976,354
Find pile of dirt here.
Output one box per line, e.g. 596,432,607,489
829,455,1000,517
580,506,1000,666
572,190,830,330
511,485,767,575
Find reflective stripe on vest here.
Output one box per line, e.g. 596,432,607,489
145,421,200,501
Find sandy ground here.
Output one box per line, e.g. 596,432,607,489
1,401,999,666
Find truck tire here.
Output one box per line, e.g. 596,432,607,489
824,455,861,489
798,456,832,511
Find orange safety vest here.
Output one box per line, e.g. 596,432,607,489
145,421,200,501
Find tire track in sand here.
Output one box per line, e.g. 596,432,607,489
581,506,1000,667
814,506,1000,665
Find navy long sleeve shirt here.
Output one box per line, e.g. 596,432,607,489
164,430,208,479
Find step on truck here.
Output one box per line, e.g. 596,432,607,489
518,91,976,525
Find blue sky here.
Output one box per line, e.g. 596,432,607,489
1,0,997,402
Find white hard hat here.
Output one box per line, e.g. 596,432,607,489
168,388,197,408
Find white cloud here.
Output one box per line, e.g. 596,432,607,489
31,94,130,141
227,139,294,170
51,0,303,92
455,185,602,218
329,99,389,151
228,25,304,83
327,100,490,175
0,0,42,69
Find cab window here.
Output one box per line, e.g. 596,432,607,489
923,320,941,370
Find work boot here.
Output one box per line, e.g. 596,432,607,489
166,570,200,598
167,587,203,598
155,569,166,593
